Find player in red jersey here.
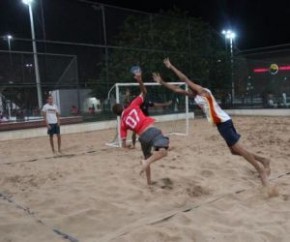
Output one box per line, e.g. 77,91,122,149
112,72,169,185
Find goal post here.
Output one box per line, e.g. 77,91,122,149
106,82,193,148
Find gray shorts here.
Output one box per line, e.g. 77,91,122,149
138,127,169,159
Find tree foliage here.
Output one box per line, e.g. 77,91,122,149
90,9,230,100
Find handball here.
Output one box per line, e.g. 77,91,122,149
130,65,142,75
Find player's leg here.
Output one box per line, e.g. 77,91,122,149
140,141,152,185
47,125,55,153
140,148,168,174
57,134,61,153
55,124,61,153
49,135,55,153
231,142,269,186
229,147,270,175
252,153,271,175
139,129,169,176
218,120,269,186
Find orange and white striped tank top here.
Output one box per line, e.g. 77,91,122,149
194,88,231,125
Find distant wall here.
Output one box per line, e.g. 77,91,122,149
0,109,289,141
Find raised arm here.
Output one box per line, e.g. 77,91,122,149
163,58,205,95
133,71,147,97
152,72,192,96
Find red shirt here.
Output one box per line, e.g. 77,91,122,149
120,95,155,139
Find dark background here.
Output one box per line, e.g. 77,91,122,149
0,0,290,50
98,0,290,50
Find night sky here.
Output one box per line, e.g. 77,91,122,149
0,0,290,50
98,0,290,50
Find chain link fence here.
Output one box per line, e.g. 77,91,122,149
0,0,289,129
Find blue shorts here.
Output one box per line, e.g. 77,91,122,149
217,119,241,147
138,127,169,159
47,123,60,136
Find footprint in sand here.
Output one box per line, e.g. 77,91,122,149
87,150,97,154
201,169,214,177
160,178,174,190
186,184,210,197
169,166,177,170
282,194,289,201
27,159,38,163
52,153,76,159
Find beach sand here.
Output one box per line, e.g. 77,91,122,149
0,116,290,242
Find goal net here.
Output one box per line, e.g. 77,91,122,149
106,82,193,147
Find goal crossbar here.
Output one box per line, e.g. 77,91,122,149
106,82,190,148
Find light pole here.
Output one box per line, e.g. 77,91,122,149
92,4,109,90
222,29,236,106
22,0,43,109
2,35,14,118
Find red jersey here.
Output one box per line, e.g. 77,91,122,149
120,95,155,139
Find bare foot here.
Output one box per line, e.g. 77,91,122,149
261,185,279,198
139,160,149,175
267,185,279,198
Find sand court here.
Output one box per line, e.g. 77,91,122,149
1,116,290,242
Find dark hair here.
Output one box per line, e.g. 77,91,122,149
112,103,123,115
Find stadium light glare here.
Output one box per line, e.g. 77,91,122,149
222,29,236,106
3,34,13,51
22,0,33,5
22,0,42,109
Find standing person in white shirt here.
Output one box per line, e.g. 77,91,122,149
42,95,61,154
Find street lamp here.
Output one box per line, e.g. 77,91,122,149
3,34,13,51
3,34,13,66
222,29,236,106
22,0,43,109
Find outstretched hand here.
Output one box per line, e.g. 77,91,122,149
152,72,162,83
163,58,172,69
